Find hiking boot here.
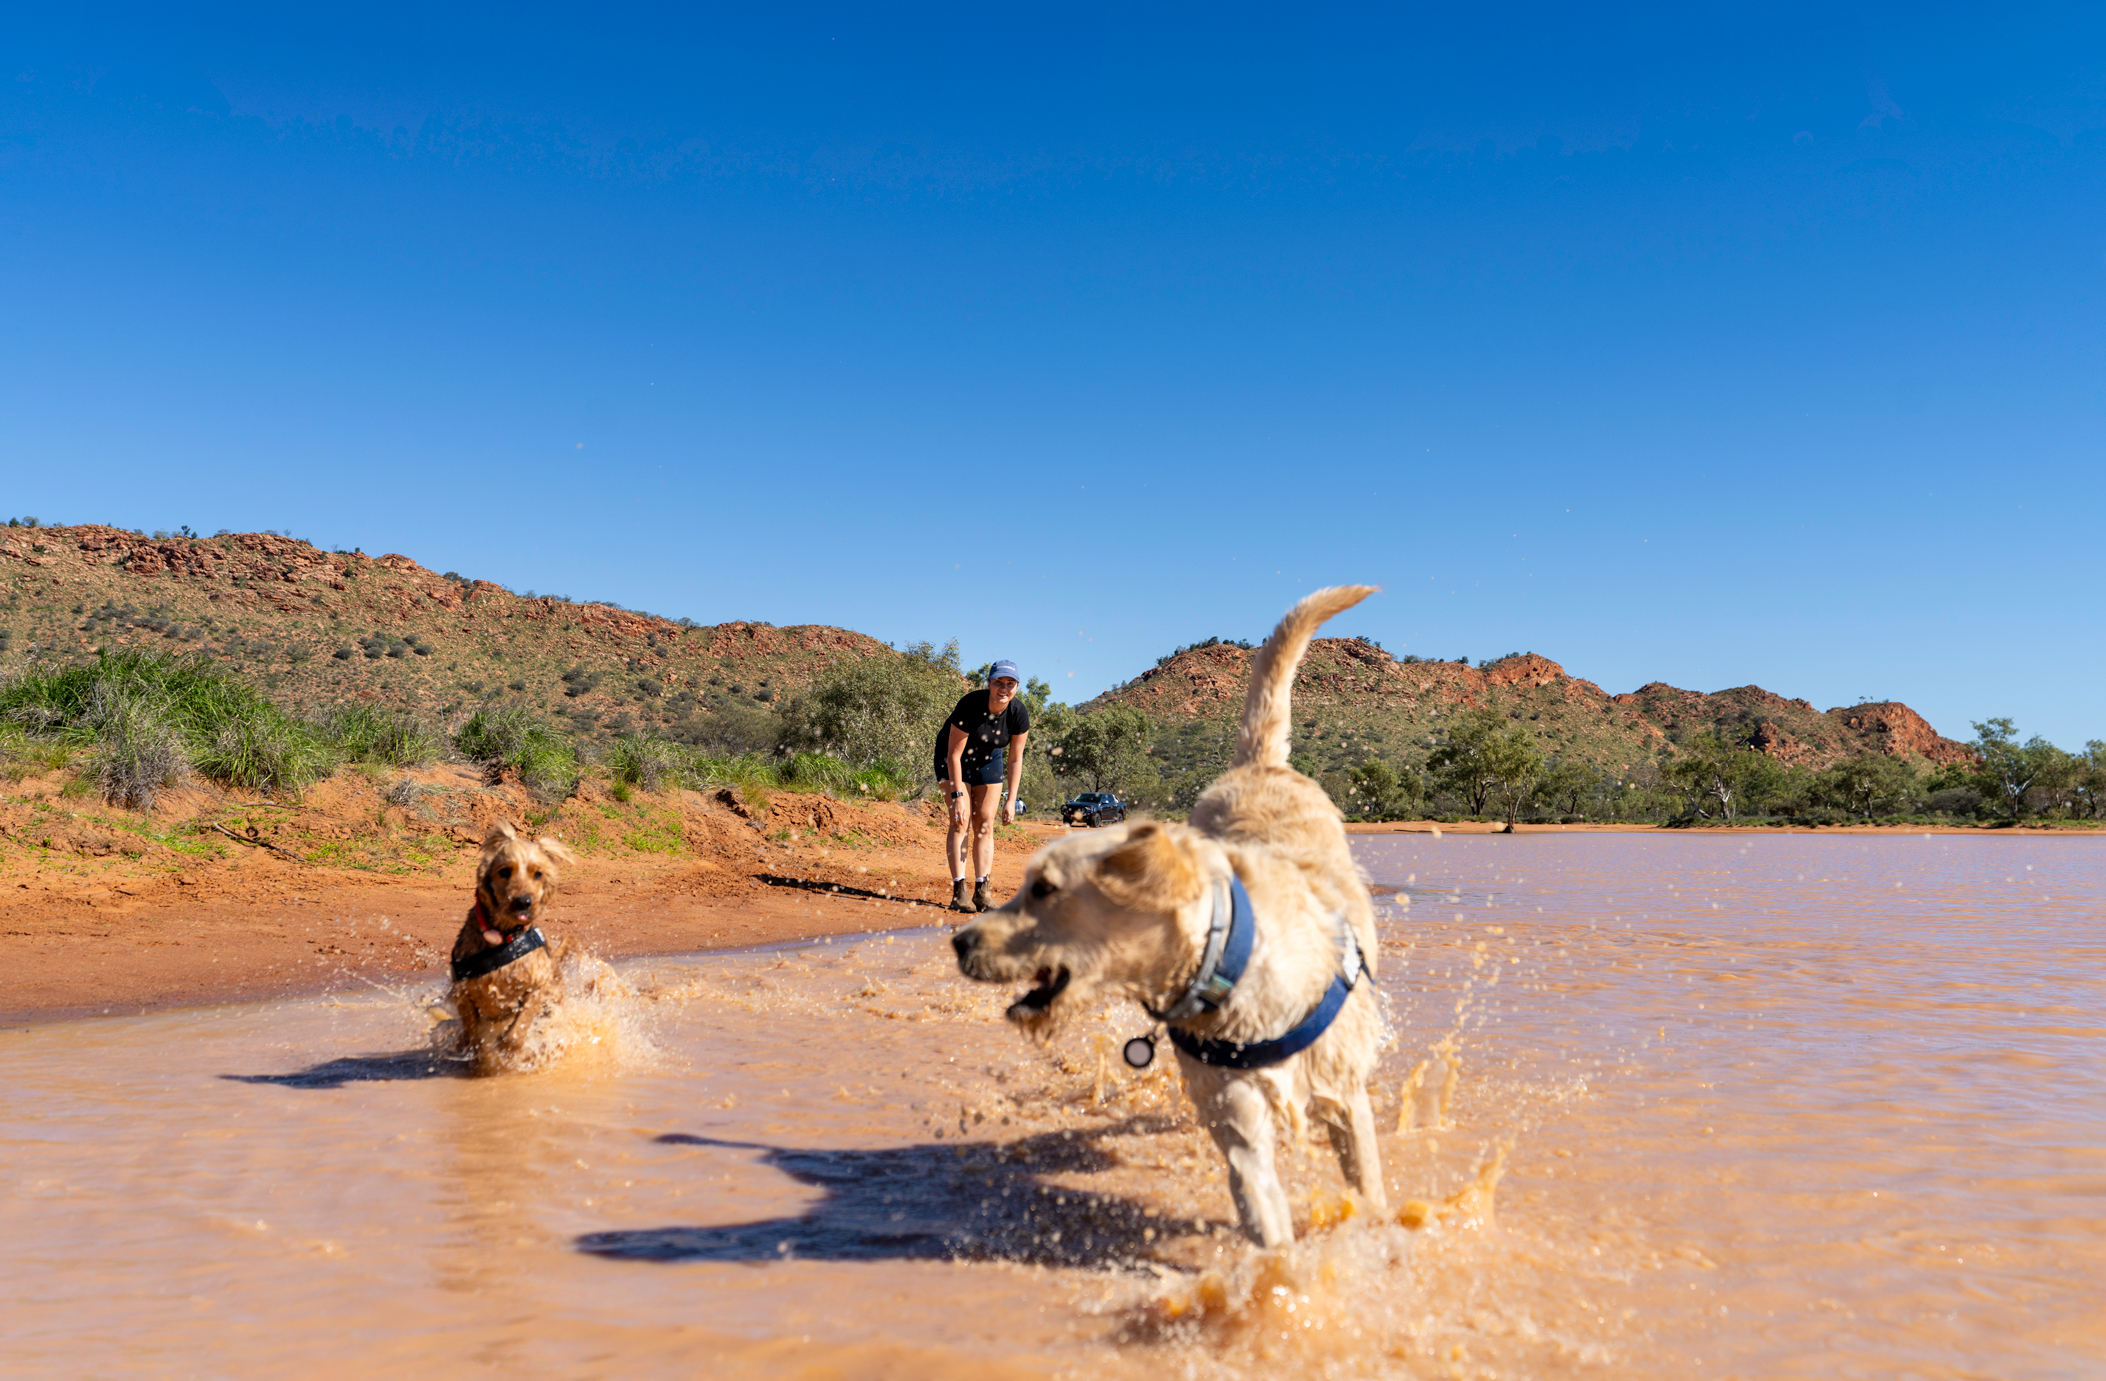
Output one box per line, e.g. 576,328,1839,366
950,878,974,913
972,879,993,912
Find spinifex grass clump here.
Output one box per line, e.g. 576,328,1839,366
455,708,579,799
602,732,916,806
0,650,332,808
605,733,684,793
0,725,78,784
323,704,441,767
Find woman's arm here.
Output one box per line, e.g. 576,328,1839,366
1000,731,1028,824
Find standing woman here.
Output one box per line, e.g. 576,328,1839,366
934,661,1030,913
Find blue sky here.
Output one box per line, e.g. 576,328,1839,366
4,5,2101,746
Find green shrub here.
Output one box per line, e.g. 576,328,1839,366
606,733,682,793
0,650,332,807
323,705,440,767
0,726,74,783
780,641,960,778
455,708,577,798
90,684,188,808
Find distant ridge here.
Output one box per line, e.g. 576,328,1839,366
0,523,1974,779
1091,638,1972,785
0,524,891,746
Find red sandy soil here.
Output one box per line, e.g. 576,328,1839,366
0,767,1063,1026
7,772,2086,1027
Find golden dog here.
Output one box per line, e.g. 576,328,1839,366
952,587,1386,1245
449,822,574,1075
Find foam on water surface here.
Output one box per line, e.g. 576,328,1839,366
2,833,2102,1378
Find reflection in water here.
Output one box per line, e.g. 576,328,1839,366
1,834,2101,1378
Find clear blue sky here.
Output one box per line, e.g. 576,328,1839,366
4,5,2101,746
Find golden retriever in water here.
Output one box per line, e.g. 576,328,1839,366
952,587,1386,1246
449,822,574,1075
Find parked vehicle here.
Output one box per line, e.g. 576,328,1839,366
1060,792,1129,827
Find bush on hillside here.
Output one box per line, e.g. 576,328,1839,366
322,705,441,767
781,639,962,781
0,650,331,808
455,708,578,799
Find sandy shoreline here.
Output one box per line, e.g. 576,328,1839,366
5,777,2094,1027
1343,818,2101,836
0,766,1056,1028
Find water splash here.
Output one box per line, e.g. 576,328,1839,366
428,951,661,1075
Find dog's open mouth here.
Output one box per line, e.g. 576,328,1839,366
1006,965,1070,1020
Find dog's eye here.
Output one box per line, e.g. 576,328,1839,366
1030,878,1058,899
531,870,542,880
497,866,513,878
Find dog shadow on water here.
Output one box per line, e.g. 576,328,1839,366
222,1049,470,1090
578,1115,1207,1270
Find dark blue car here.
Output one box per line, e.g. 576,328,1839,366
1060,792,1129,827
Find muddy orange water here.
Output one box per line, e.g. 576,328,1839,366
4,835,2101,1378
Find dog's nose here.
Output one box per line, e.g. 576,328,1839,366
507,894,534,911
951,929,976,962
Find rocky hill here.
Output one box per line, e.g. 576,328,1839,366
0,525,891,747
1,523,1976,787
1096,637,1974,787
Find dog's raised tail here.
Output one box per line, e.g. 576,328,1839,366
1234,585,1379,770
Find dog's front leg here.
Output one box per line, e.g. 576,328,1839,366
499,990,548,1053
1200,1075,1295,1247
1323,1084,1389,1212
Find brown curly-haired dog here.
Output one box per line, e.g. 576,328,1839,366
449,822,575,1075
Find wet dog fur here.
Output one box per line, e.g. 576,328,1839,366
952,586,1387,1247
449,822,574,1075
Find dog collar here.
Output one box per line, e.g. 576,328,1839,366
451,923,546,982
1145,876,1255,1023
1149,875,1366,1070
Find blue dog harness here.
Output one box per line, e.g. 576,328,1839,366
1144,875,1364,1070
450,921,548,982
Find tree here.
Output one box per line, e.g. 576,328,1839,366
1484,727,1544,828
1053,706,1154,794
1342,757,1422,821
2073,741,2106,819
1663,730,1781,821
1534,757,1592,817
1427,709,1502,817
783,639,962,777
1813,752,1918,819
1969,718,2064,819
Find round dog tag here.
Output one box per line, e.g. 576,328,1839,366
1122,1035,1156,1069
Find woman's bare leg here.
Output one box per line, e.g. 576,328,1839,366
941,778,969,881
968,782,1001,880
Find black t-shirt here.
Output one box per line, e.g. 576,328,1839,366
934,689,1031,776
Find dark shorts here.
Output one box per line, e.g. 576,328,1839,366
939,752,1005,787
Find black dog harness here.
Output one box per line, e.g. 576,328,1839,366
450,910,548,983
1139,875,1364,1070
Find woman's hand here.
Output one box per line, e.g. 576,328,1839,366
999,798,1016,826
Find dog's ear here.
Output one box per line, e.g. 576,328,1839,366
1092,822,1201,911
534,836,577,868
477,821,519,879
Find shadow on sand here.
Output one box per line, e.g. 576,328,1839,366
222,1049,470,1089
578,1115,1210,1269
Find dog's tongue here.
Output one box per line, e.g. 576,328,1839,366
482,928,505,945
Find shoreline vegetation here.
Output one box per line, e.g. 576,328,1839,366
0,517,2100,1023
0,517,2097,838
